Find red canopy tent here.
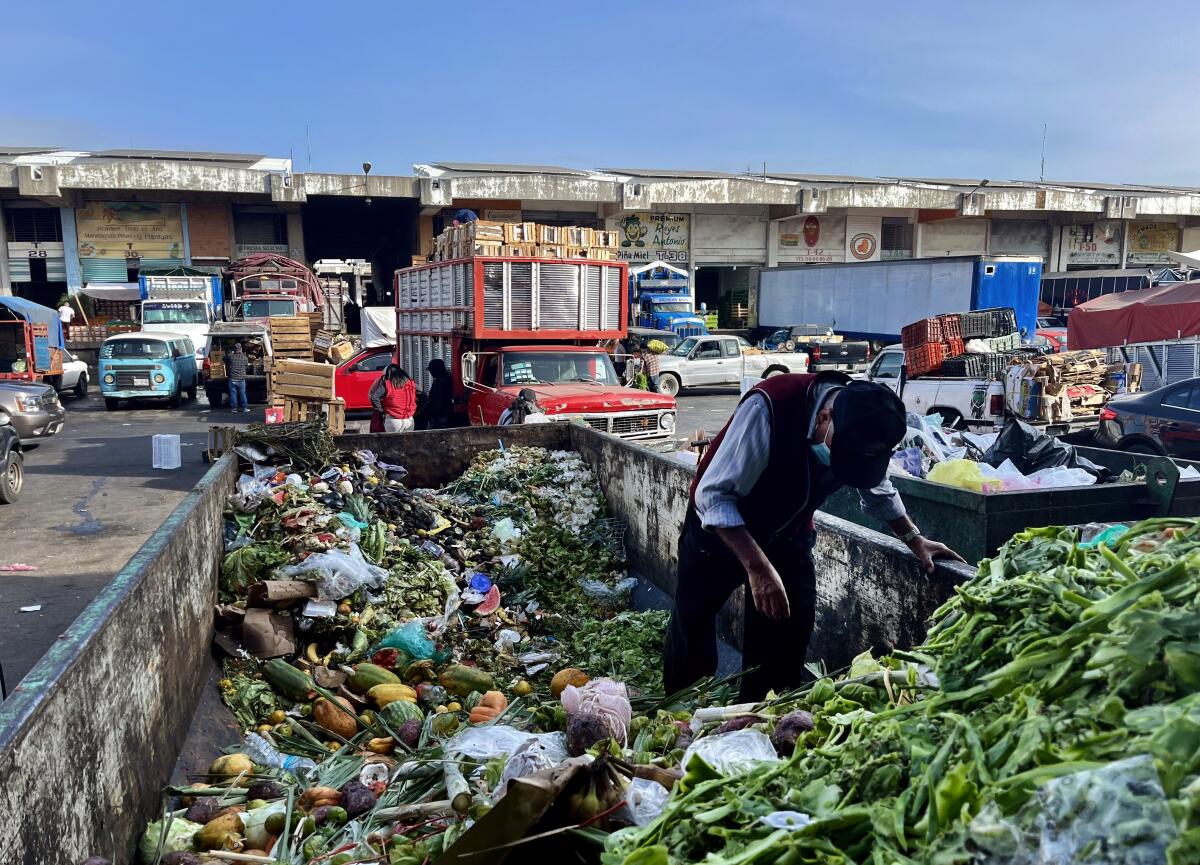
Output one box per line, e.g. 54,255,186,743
1068,280,1200,349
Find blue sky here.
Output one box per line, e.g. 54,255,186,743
4,0,1199,184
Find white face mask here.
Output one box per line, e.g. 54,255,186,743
811,420,833,466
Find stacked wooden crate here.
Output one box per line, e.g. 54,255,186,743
314,330,355,363
269,316,315,360
431,220,620,262
266,358,345,434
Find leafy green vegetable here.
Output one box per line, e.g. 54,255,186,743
220,542,291,596
563,611,670,694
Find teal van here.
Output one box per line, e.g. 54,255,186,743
99,332,199,411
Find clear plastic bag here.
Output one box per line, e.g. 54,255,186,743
968,755,1177,865
579,575,638,601
616,776,671,826
276,543,388,600
681,729,781,778
446,724,537,760
493,733,569,800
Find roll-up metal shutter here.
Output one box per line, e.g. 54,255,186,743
81,259,132,281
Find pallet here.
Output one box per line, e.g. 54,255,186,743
205,425,237,463
269,360,336,401
270,397,345,433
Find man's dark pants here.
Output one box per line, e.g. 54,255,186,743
664,511,816,702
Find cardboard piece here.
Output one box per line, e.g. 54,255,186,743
436,758,591,865
242,607,296,658
248,579,318,606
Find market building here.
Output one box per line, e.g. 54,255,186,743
5,147,1200,326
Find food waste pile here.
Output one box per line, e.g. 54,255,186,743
121,425,1200,865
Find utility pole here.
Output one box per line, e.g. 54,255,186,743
1040,123,1047,181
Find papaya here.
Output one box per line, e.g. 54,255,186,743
349,663,402,694
313,697,358,738
440,665,495,697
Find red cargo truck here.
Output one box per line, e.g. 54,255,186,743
392,256,676,441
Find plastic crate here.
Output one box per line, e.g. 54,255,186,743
961,307,1018,339
940,353,983,378
981,353,1011,380
984,333,1021,352
901,318,944,351
938,314,963,341
946,336,965,357
905,342,947,378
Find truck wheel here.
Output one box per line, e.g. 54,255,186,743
783,339,796,352
206,386,224,408
658,374,681,397
0,450,22,504
762,366,788,378
105,398,120,411
74,373,88,399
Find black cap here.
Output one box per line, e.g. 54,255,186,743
828,381,906,488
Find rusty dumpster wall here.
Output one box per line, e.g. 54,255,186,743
0,454,238,865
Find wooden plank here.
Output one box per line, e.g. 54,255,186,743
273,372,335,391
275,358,334,377
274,383,331,399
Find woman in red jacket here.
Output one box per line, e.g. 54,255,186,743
369,364,417,432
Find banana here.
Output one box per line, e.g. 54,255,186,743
305,642,322,664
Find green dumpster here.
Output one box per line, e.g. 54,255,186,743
820,446,1200,563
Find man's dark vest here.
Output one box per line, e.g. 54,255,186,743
688,371,851,545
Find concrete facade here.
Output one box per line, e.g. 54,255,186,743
5,148,1200,313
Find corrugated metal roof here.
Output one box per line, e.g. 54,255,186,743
764,172,879,184
430,161,589,176
603,167,745,179
0,146,63,155
94,149,265,163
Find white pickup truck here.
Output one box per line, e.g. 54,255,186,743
654,334,807,396
865,344,1098,436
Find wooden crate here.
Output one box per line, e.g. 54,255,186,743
269,358,335,400
206,425,236,463
279,396,345,434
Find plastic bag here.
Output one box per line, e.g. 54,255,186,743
493,733,570,800
562,678,632,745
377,621,435,660
276,543,388,600
492,517,521,544
927,459,1004,493
138,817,202,864
984,418,1109,481
759,811,814,831
616,777,672,826
446,724,537,760
969,755,1176,865
681,729,781,778
580,575,638,601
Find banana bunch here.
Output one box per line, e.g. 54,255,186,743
566,754,631,828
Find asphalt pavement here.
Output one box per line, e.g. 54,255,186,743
0,390,258,692
673,386,741,440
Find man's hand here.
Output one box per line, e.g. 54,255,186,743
747,560,790,620
907,536,966,573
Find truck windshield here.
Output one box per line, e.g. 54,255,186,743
502,352,619,386
101,339,170,360
143,303,208,324
651,302,693,313
242,300,297,318
671,337,700,356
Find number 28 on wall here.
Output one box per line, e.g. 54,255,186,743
27,249,47,258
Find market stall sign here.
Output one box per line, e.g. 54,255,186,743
1063,221,1121,266
611,212,689,265
845,215,881,262
777,215,845,264
1126,221,1180,265
76,201,183,260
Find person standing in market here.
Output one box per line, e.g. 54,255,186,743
425,358,454,429
371,363,417,432
663,372,965,701
58,298,76,328
639,343,662,393
227,342,249,414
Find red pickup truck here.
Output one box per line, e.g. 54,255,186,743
361,256,677,440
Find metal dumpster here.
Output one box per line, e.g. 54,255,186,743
820,446,1200,563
